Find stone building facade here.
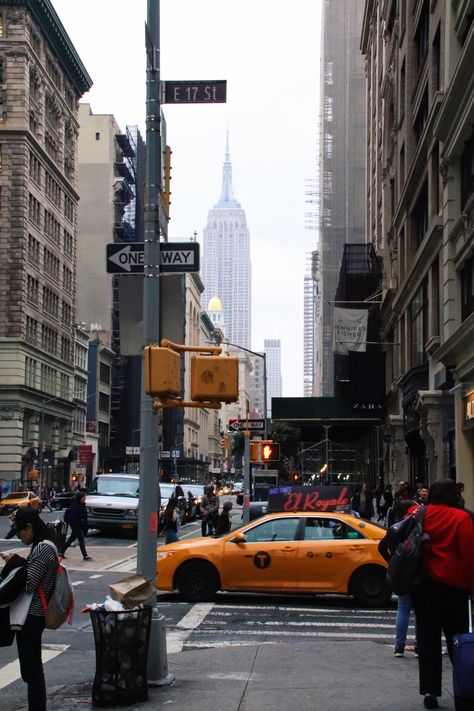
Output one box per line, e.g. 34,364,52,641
0,1,91,490
361,0,474,505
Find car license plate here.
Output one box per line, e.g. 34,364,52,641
122,523,134,529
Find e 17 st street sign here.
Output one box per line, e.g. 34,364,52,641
162,80,226,104
228,418,265,432
106,242,200,274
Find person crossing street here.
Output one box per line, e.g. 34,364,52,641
61,492,92,561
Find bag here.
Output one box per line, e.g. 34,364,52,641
385,506,429,595
0,607,15,647
453,598,474,699
39,540,74,630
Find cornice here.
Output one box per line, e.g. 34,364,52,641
0,0,92,95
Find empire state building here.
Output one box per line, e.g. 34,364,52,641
201,137,251,349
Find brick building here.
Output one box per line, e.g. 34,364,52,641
0,0,91,490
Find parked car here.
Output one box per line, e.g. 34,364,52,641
0,490,41,515
51,491,77,510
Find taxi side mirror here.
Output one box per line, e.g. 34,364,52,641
231,532,246,544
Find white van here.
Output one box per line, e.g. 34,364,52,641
86,473,139,534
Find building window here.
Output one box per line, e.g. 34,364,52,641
400,143,405,190
28,193,41,226
61,301,72,326
460,130,474,210
45,171,61,208
26,316,39,346
461,255,474,322
98,421,109,447
25,357,36,388
28,234,40,264
64,195,74,223
433,26,441,91
0,13,4,38
61,337,72,363
44,247,60,281
100,363,110,385
63,229,73,257
42,325,58,356
40,364,56,395
27,275,39,304
431,143,440,216
29,152,41,185
414,0,429,71
412,181,428,249
43,287,59,318
414,86,428,144
99,392,110,413
399,60,406,122
63,266,73,291
60,373,70,398
410,280,428,367
95,132,100,141
45,55,61,90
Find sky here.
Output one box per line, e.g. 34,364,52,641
53,0,321,397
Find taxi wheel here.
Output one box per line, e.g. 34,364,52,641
175,561,219,602
350,566,390,607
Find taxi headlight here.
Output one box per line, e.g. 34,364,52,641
157,551,175,560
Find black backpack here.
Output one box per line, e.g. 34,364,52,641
384,506,430,595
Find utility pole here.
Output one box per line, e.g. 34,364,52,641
243,428,251,524
137,0,173,686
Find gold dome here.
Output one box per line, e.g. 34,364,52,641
207,296,223,311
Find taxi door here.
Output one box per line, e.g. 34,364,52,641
222,516,301,591
296,516,366,592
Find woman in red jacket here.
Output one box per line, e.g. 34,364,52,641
412,479,474,710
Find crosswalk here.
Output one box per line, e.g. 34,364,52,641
174,600,417,650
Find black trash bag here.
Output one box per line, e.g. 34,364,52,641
89,607,151,707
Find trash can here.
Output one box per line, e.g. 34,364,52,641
89,607,152,707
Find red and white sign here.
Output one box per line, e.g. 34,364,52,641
79,445,93,465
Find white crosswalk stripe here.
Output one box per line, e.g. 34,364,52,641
0,644,70,691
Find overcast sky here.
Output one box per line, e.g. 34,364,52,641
53,0,321,397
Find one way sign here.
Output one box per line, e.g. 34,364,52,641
106,242,200,274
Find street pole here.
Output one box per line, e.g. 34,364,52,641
243,429,250,524
137,0,173,686
262,352,268,440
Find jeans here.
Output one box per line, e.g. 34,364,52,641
395,594,412,647
165,530,178,544
16,614,46,711
63,526,88,558
413,578,474,710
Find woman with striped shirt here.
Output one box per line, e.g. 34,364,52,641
1,509,57,711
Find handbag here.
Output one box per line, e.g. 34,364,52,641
0,607,15,647
453,597,474,699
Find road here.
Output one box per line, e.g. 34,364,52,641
0,503,413,709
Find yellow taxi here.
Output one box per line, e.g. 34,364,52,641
157,511,390,607
0,490,41,515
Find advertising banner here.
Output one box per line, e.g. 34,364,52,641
268,485,355,513
333,307,368,355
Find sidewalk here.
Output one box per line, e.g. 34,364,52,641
25,638,456,711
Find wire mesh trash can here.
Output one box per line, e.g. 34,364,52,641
89,607,151,707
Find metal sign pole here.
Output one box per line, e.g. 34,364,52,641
137,0,173,686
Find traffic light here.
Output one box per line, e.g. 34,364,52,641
190,354,239,403
144,345,181,397
261,442,280,462
220,435,229,452
249,441,260,462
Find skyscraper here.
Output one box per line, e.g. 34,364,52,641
316,0,366,396
304,251,319,396
201,135,251,349
264,339,282,416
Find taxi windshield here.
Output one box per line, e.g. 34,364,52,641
5,492,27,500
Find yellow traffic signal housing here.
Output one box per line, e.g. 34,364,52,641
249,441,260,462
262,442,280,462
190,355,238,403
144,345,181,397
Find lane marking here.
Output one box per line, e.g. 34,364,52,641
72,581,84,586
166,603,214,653
0,644,69,691
214,604,396,615
192,629,412,639
89,574,103,579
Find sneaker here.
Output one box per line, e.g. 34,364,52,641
394,644,405,657
83,555,92,561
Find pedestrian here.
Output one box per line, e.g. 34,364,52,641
456,482,465,508
200,485,219,536
163,496,180,544
61,492,92,561
0,508,57,711
40,489,52,513
215,500,233,535
416,485,429,505
391,493,419,659
351,483,374,520
378,483,393,522
411,479,474,710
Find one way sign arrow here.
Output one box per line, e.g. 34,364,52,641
106,242,200,274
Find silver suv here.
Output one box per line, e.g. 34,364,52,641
86,474,139,534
